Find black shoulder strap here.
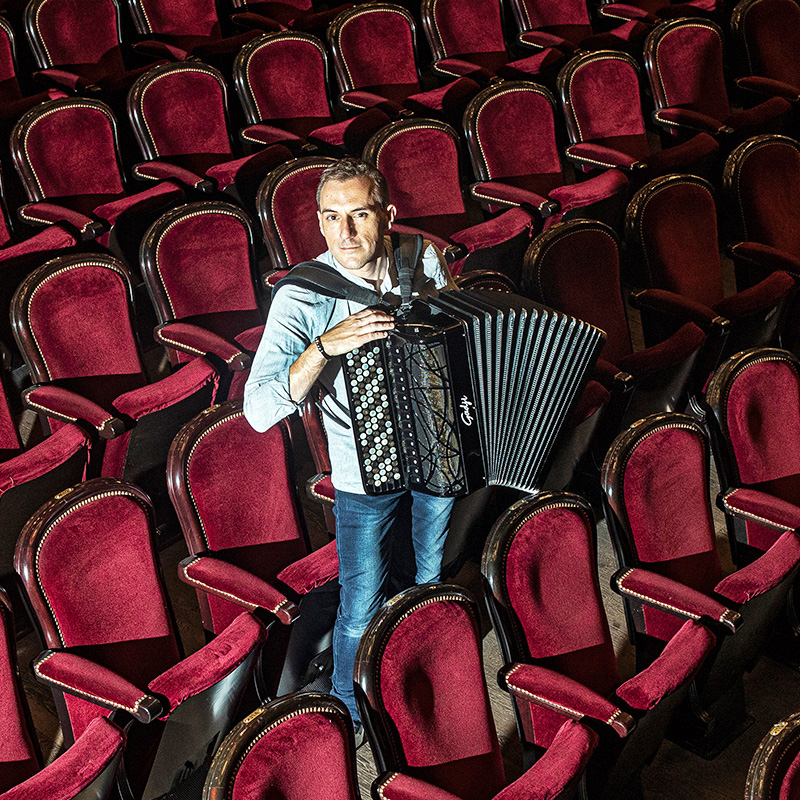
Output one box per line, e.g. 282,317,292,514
272,260,382,306
391,231,424,309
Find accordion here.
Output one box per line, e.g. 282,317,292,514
342,289,605,497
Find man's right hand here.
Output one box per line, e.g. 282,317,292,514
318,308,395,357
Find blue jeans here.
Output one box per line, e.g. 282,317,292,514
331,489,455,724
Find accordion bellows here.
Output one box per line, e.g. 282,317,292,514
343,289,605,497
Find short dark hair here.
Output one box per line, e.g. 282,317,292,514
316,158,390,209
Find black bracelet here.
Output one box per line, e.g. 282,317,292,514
314,335,332,360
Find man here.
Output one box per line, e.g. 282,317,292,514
244,158,457,736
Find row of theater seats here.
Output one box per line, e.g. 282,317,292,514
0,128,797,565
3,342,800,798
0,0,798,259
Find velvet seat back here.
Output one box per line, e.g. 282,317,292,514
503,499,619,745
129,0,219,36
16,479,182,739
168,401,309,632
723,135,800,256
734,0,800,85
356,586,505,800
206,693,359,800
25,0,126,74
421,0,506,61
464,81,563,186
560,51,647,143
257,156,334,269
645,19,732,121
0,587,39,793
706,348,800,550
129,63,233,160
141,201,261,329
11,99,125,202
11,255,144,386
364,120,469,238
522,219,632,364
603,414,724,640
627,175,724,307
328,4,421,97
235,33,332,130
710,352,800,486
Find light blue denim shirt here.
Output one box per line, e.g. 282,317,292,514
243,238,454,494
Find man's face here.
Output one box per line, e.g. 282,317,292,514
317,176,397,274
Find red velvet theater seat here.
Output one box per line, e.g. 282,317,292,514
23,0,162,98
625,174,796,383
167,400,339,698
10,253,221,524
644,18,792,144
363,118,540,281
233,31,391,155
204,692,360,799
722,135,800,351
730,0,800,104
745,710,800,800
522,219,705,443
507,0,651,56
355,583,599,800
10,97,184,265
127,61,293,211
125,0,262,62
420,0,566,84
15,477,266,800
558,50,719,183
481,492,718,798
602,412,800,756
140,200,265,399
462,80,630,232
327,4,480,122
705,348,800,564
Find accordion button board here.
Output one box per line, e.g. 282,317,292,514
342,289,605,497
